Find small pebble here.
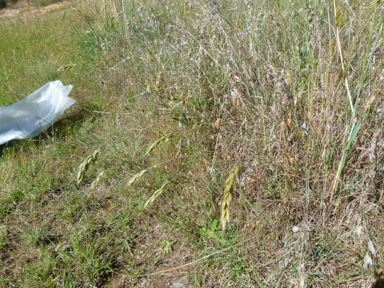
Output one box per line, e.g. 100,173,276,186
292,226,300,233
173,276,188,288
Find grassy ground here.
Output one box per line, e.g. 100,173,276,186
1,0,384,287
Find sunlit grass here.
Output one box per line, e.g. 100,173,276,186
0,1,84,105
1,0,384,287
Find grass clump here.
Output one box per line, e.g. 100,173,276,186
77,0,384,286
1,0,384,287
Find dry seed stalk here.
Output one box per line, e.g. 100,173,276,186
221,166,239,231
145,133,174,156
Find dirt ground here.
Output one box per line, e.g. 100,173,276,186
0,0,73,19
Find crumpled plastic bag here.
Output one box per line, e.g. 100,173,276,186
0,80,75,145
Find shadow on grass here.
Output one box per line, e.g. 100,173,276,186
373,280,384,288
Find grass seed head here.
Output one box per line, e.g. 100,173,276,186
127,169,148,187
221,166,239,231
77,150,100,186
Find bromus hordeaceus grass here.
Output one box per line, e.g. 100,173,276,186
145,133,174,156
221,166,239,232
77,149,100,186
144,181,170,208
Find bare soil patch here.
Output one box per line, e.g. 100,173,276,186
0,0,73,19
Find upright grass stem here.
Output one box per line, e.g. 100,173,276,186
329,6,384,211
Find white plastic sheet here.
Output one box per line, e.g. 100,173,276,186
0,80,75,145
